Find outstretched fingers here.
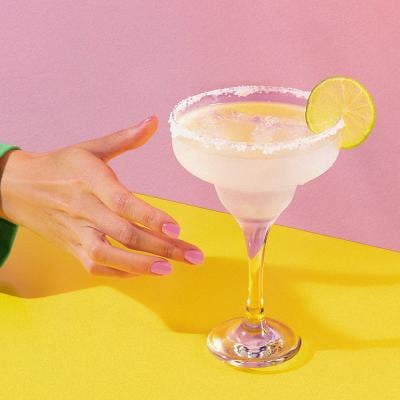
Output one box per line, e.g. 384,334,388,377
95,183,181,238
77,229,173,277
79,201,203,264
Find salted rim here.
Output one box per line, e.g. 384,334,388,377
168,85,344,156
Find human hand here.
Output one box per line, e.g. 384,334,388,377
0,116,204,277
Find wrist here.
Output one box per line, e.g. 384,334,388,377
0,149,25,223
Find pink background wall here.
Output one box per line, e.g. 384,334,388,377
1,1,399,251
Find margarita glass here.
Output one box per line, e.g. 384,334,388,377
169,86,344,368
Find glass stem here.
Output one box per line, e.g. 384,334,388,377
239,220,273,326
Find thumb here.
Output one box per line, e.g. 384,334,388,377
77,116,158,161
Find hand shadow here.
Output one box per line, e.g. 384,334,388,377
1,229,400,373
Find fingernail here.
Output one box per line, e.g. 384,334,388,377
143,115,158,125
184,250,204,265
162,223,181,238
136,116,152,127
151,261,172,275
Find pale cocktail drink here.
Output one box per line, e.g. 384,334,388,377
169,86,344,367
173,101,339,222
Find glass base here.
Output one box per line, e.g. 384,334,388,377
207,317,301,368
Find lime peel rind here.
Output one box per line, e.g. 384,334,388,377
306,76,376,149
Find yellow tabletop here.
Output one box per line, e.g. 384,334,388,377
1,194,399,399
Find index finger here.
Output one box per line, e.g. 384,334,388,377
95,182,181,238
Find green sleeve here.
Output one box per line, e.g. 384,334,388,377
0,143,20,266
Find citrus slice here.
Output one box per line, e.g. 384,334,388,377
306,77,376,149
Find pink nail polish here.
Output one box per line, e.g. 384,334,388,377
162,223,181,238
184,250,204,265
151,261,172,275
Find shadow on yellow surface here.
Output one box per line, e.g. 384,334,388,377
1,228,400,373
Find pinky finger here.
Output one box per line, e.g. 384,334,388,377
91,264,136,278
76,248,138,278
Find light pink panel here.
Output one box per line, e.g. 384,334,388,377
1,1,399,251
